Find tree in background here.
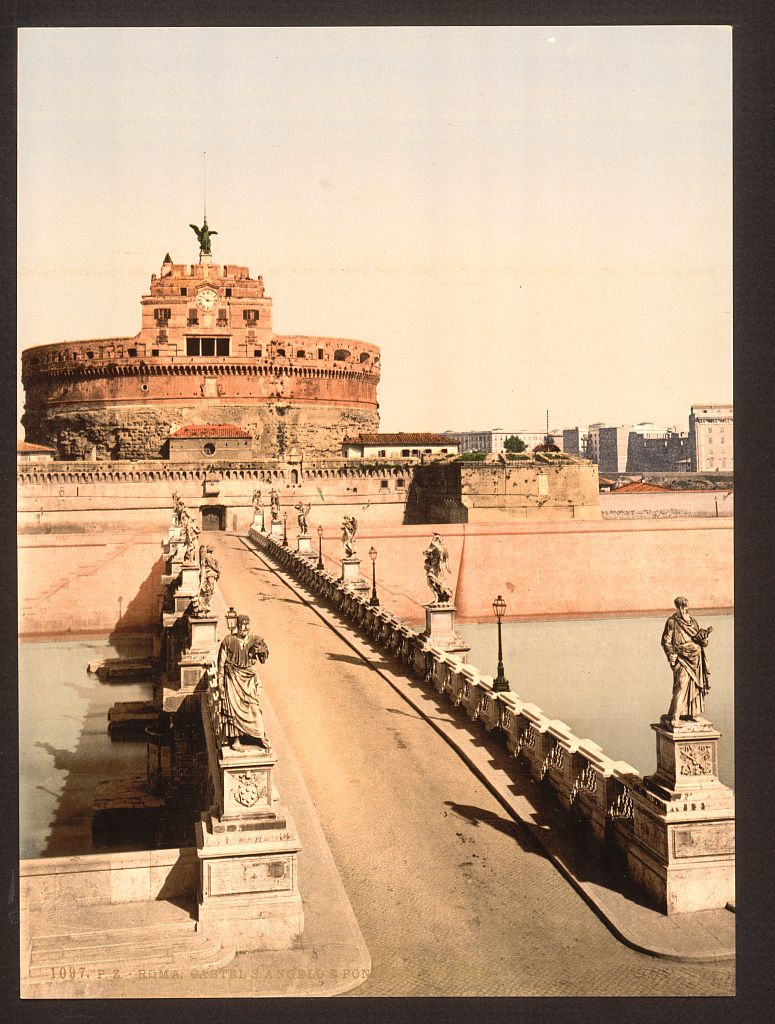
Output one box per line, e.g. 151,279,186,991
503,435,527,453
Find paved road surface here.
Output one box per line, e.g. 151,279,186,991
215,535,735,997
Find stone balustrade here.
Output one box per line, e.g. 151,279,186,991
155,526,304,950
248,525,644,864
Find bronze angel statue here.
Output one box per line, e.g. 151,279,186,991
190,219,217,255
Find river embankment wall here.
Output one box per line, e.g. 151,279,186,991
18,516,732,636
18,533,165,636
332,519,733,624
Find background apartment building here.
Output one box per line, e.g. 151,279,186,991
689,404,733,472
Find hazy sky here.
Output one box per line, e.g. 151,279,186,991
17,26,731,435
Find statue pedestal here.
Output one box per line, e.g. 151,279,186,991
173,591,195,615
341,556,369,591
163,528,182,557
197,697,304,951
626,719,735,915
421,602,471,657
297,534,313,555
166,553,185,578
189,615,218,651
158,615,219,712
270,520,283,540
251,512,264,533
179,563,200,592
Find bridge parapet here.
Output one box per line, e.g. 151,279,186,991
250,524,733,916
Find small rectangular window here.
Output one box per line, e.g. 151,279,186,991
218,308,227,320
254,348,262,357
216,338,230,357
277,348,286,357
378,450,386,457
186,338,200,356
380,480,389,489
396,478,405,489
180,287,187,296
201,337,215,357
151,349,159,357
297,350,306,358
318,348,324,359
225,288,232,297
127,348,137,357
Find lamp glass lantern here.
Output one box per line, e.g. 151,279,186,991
225,606,238,634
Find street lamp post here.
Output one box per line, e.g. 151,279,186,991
368,546,379,607
491,594,510,692
260,504,265,532
225,606,238,635
282,511,288,546
317,525,324,570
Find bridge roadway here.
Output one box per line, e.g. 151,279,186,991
214,535,735,997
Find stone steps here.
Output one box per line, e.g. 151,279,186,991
25,898,236,979
28,936,234,978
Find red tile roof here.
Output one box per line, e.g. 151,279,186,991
343,433,459,446
17,440,57,453
169,424,252,439
614,482,671,493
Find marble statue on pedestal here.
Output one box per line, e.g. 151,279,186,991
216,614,271,753
172,491,186,526
180,507,200,562
661,596,712,728
423,532,453,603
252,488,262,512
341,515,358,557
192,544,220,617
270,488,280,523
295,501,311,535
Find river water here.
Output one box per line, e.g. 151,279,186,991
458,612,734,786
19,635,152,859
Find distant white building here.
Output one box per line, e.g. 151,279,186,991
342,432,459,459
450,428,563,453
689,404,733,472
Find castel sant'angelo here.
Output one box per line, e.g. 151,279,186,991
21,219,381,460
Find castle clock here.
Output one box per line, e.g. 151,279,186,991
196,287,218,312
